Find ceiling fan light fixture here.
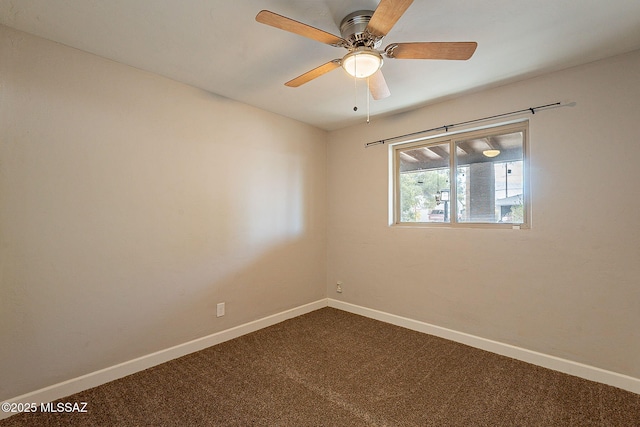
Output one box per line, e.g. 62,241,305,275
342,48,383,78
482,149,501,158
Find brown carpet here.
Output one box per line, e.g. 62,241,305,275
2,307,639,426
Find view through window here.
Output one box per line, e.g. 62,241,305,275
394,122,528,227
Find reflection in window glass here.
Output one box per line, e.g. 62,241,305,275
393,123,527,227
398,143,450,222
456,131,524,223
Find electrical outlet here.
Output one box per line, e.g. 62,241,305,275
216,302,225,317
336,281,343,293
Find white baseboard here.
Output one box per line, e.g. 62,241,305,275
4,297,638,420
328,299,640,395
1,299,328,420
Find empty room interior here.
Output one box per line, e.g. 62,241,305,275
1,0,639,425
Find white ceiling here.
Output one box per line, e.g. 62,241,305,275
2,0,640,131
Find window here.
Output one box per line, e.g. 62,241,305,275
392,122,528,228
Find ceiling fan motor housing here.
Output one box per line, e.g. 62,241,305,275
340,10,382,49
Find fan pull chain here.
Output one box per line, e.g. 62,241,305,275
366,77,370,124
353,60,358,112
353,73,358,112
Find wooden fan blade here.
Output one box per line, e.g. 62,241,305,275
366,0,414,37
387,42,478,60
285,60,341,87
369,70,391,100
256,10,345,46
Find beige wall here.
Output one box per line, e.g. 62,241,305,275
0,25,327,400
327,50,640,379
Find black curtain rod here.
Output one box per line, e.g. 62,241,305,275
364,101,569,148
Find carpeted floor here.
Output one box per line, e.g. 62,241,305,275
2,307,639,426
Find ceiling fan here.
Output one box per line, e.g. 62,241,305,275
255,0,477,100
